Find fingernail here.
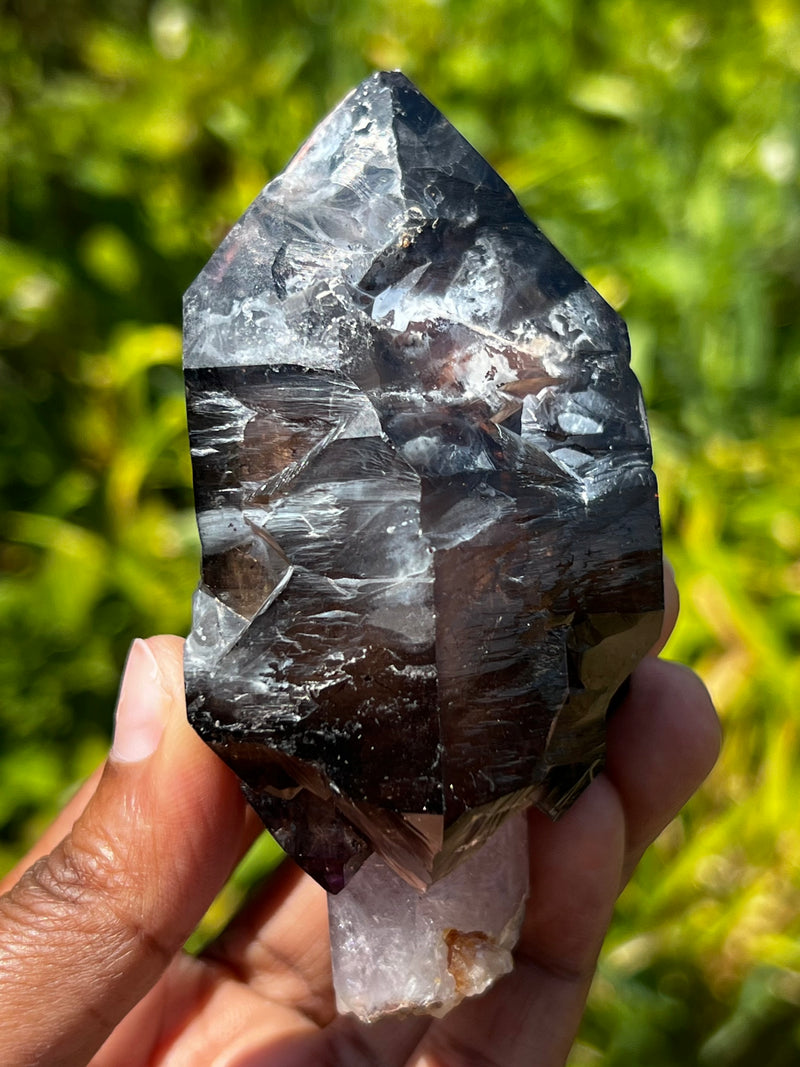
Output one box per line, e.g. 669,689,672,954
111,639,168,763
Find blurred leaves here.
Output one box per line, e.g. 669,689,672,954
1,1,799,1062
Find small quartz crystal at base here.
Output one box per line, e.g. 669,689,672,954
329,814,529,1022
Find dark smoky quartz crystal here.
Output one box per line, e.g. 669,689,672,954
183,71,663,894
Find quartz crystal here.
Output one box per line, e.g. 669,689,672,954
183,70,663,1019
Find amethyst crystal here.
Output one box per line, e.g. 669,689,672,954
328,813,529,1020
183,72,663,903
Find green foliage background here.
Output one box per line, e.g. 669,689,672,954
1,1,799,1061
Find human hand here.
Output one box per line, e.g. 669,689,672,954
0,567,719,1067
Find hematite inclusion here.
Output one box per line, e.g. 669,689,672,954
183,71,663,897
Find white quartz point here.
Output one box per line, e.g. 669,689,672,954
328,813,529,1022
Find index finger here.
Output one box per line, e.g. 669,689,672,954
0,637,250,1067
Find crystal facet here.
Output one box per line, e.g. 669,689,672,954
183,69,662,995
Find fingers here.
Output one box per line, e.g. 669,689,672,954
605,656,720,882
0,636,251,1067
0,766,104,896
203,858,336,1026
90,951,317,1067
649,557,679,657
273,1012,430,1067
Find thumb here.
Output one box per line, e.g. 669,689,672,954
0,636,250,1067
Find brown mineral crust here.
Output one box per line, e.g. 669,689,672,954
444,928,496,996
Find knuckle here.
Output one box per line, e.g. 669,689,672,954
29,811,140,926
1,817,172,974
